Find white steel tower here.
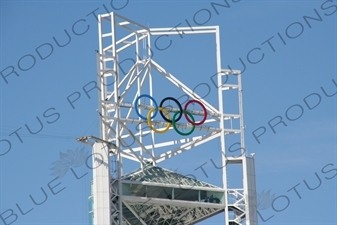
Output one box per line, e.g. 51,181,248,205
80,12,258,225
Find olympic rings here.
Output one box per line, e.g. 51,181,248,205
134,95,208,135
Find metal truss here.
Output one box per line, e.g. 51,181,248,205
228,189,246,225
89,12,258,225
126,203,223,225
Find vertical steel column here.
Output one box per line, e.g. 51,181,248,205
110,12,124,225
215,26,229,224
238,72,245,154
96,14,113,225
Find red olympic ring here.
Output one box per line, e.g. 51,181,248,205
184,100,207,125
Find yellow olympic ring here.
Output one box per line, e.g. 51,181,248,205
147,107,171,134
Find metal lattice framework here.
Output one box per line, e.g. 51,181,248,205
84,12,258,225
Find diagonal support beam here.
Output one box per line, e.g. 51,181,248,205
150,59,221,116
123,201,147,225
155,131,221,163
119,122,156,162
101,120,148,164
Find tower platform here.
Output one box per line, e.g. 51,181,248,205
111,166,225,225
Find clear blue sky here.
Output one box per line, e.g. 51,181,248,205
0,0,336,224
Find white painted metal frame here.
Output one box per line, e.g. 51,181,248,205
94,12,257,225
